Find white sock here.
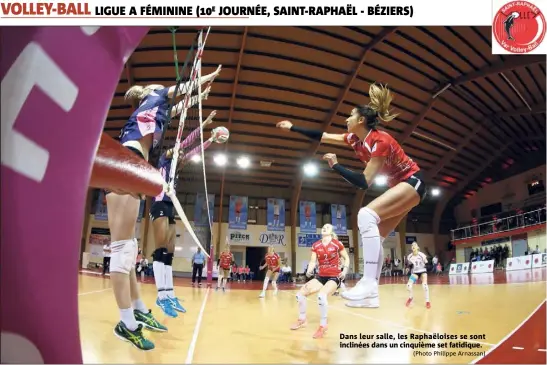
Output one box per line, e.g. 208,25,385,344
422,283,430,302
222,277,227,288
407,282,414,299
358,207,381,280
120,307,138,331
296,293,307,320
165,265,174,298
272,280,278,292
217,277,223,288
262,277,270,292
132,299,148,313
153,261,166,299
376,237,385,281
317,293,328,327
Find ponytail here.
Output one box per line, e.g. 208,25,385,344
125,84,165,102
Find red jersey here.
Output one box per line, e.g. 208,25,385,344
344,130,420,187
219,252,233,269
265,253,280,272
245,267,250,274
312,239,345,277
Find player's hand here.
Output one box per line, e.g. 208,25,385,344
276,120,293,131
306,270,314,278
212,64,222,78
202,86,212,100
204,110,216,126
339,267,348,280
322,153,338,168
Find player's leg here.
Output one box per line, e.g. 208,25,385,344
271,272,280,295
343,184,419,302
222,269,229,290
421,273,431,308
107,192,156,350
405,273,418,307
165,220,185,313
150,203,177,318
291,279,323,330
313,279,339,338
129,262,167,332
259,270,273,298
197,263,204,285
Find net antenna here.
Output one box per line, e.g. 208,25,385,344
166,27,212,258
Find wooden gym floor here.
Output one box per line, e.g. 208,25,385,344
78,270,547,364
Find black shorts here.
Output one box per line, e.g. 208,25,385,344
150,201,176,224
105,146,145,196
404,171,427,201
411,272,426,280
316,276,341,288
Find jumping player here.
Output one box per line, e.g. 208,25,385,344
106,67,221,350
151,110,217,318
406,242,430,308
217,242,234,292
277,83,427,308
258,246,281,298
291,224,350,338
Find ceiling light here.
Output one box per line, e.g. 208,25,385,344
237,156,250,168
191,154,201,163
431,188,441,197
374,175,387,186
214,154,227,166
303,163,318,177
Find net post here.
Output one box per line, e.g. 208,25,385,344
206,244,214,287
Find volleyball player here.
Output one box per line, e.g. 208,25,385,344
151,110,217,317
216,242,234,292
258,246,281,298
277,83,427,308
291,224,350,338
406,242,431,308
106,66,222,350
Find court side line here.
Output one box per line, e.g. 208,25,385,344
185,287,210,364
78,288,111,296
279,290,495,347
470,299,546,364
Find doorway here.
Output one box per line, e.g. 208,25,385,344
246,246,267,281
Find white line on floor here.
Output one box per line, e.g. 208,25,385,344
512,346,524,350
78,288,111,296
470,299,546,364
185,287,210,364
279,290,495,347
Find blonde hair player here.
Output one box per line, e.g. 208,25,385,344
406,242,431,309
291,224,349,338
277,83,427,309
216,239,234,292
258,245,281,298
105,66,221,351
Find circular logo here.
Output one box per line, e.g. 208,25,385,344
525,260,530,264
493,1,546,53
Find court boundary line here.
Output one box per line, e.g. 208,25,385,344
78,288,111,296
469,299,546,364
185,287,210,364
279,290,496,347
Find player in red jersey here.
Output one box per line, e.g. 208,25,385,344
290,224,350,338
258,246,281,298
277,83,427,308
216,242,234,292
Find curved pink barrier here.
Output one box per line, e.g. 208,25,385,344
1,26,148,363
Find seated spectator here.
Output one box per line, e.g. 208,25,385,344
280,263,292,282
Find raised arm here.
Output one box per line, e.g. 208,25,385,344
180,110,217,148
322,153,385,190
276,120,347,146
170,86,213,118
167,65,221,98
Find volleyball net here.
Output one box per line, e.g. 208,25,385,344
162,27,215,264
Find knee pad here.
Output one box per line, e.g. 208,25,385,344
296,293,305,302
163,252,174,266
406,282,413,291
317,292,327,306
358,207,381,236
110,239,137,274
152,247,167,262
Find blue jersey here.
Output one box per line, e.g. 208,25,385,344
120,88,170,150
155,152,177,202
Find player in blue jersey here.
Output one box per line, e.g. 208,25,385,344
106,65,223,350
151,110,217,317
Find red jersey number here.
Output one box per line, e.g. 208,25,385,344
312,239,344,277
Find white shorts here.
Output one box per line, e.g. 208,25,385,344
109,239,138,275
